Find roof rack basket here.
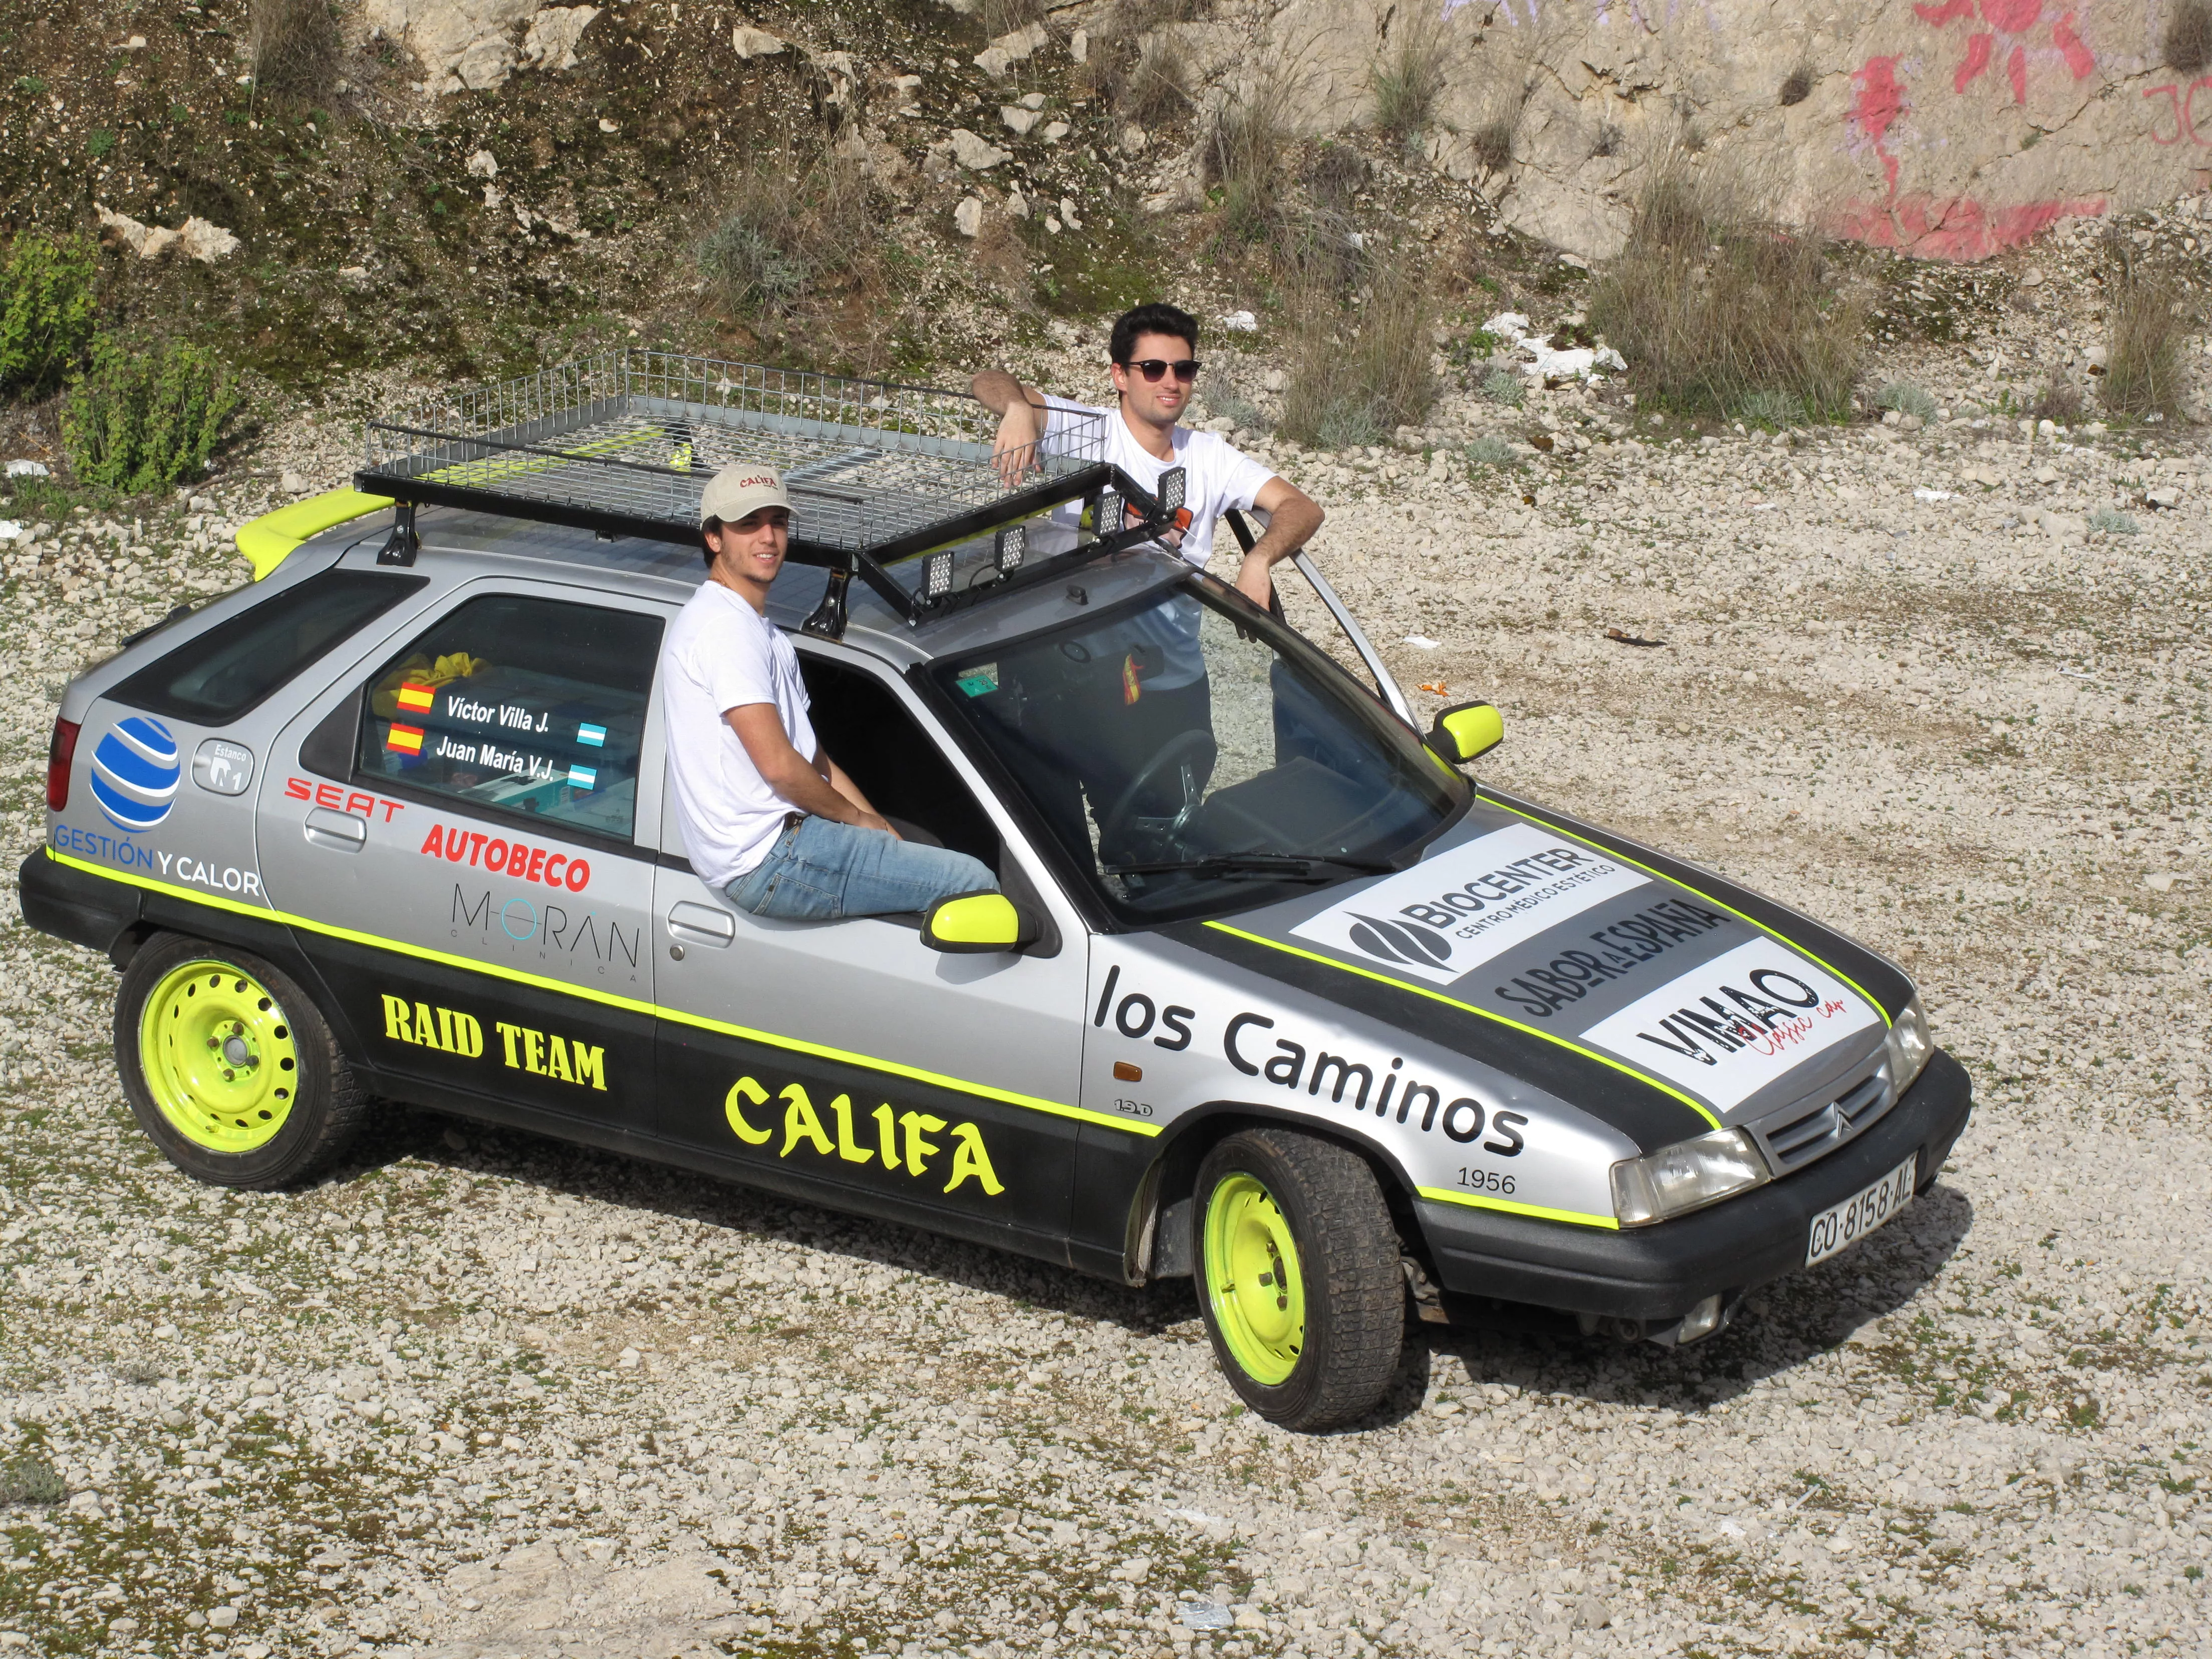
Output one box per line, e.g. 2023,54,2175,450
355,350,1184,635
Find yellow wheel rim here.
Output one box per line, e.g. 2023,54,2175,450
1203,1172,1306,1387
138,960,300,1154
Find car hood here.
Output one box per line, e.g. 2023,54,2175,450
1164,786,1915,1154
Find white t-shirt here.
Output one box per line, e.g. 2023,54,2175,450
1038,396,1276,569
662,581,818,888
1039,398,1277,691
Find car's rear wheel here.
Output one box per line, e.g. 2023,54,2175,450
116,935,365,1189
1192,1128,1406,1431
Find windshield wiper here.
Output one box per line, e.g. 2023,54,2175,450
1104,852,1394,881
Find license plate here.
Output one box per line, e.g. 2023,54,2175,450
1805,1154,1917,1266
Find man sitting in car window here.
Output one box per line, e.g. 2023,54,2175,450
663,465,999,920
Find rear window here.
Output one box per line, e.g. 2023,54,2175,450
112,570,428,725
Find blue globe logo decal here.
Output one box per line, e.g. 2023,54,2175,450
89,716,180,833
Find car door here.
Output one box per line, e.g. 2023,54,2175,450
255,580,668,1143
649,643,1093,1264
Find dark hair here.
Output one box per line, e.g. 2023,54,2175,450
1109,302,1199,365
700,516,722,569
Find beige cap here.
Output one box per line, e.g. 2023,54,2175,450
699,463,790,526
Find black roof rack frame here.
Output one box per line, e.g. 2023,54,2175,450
350,350,1189,637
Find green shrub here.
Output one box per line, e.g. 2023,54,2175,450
1464,434,1517,466
1876,381,1938,421
1740,388,1807,427
250,0,342,104
62,335,242,494
1371,8,1449,141
0,1454,64,1506
0,231,97,401
1480,368,1525,406
2087,506,2138,534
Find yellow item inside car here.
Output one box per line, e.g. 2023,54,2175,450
369,651,489,719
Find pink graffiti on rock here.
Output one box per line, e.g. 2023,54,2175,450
1836,192,2107,259
1853,56,1907,194
1914,0,2097,106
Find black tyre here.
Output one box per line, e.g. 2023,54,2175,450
1191,1128,1406,1431
115,934,365,1189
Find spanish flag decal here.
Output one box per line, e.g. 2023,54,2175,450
396,682,436,715
386,723,425,756
1122,653,1142,705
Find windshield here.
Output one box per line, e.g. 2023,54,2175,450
932,576,1466,923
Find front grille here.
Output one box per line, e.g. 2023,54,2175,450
1751,1062,1894,1173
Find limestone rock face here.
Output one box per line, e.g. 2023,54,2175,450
1180,0,2212,259
97,205,240,263
367,0,600,93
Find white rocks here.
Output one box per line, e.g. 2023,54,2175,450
1042,119,1069,142
973,21,1047,77
1000,105,1040,135
953,196,984,237
2146,485,2183,508
465,148,499,178
206,1606,238,1630
366,0,599,92
950,129,1008,170
729,23,786,58
96,205,239,264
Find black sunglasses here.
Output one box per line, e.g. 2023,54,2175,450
1119,358,1202,383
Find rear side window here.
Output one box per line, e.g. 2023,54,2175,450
356,593,662,843
113,570,427,724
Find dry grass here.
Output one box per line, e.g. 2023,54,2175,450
1277,239,1437,447
698,157,880,342
2028,379,2084,424
250,0,342,104
1079,0,1200,126
2101,266,2191,420
1588,151,1863,423
1205,57,1303,247
2166,0,2212,77
1779,63,1814,106
1371,5,1450,141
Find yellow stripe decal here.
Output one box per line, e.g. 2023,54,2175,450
48,848,1153,1138
1202,920,1722,1130
1415,1186,1620,1230
1481,795,1895,1030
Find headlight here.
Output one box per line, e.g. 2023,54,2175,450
1611,1128,1770,1227
1884,996,1932,1094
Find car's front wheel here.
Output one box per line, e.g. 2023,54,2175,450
116,935,365,1189
1192,1128,1406,1431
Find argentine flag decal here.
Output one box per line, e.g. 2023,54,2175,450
568,765,598,790
577,722,607,747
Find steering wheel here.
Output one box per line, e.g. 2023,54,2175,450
1096,730,1218,858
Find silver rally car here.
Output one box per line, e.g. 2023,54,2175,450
23,354,1970,1430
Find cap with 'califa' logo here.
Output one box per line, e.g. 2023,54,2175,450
699,464,790,527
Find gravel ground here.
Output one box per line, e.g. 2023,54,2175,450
1,375,2208,1659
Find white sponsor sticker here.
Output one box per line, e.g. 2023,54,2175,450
1289,822,1648,987
1580,937,1880,1109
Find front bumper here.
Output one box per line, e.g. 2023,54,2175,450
1418,1047,1973,1325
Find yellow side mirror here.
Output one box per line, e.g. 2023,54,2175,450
1428,700,1504,765
921,891,1039,954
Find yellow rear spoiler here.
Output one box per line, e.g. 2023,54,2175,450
234,488,394,580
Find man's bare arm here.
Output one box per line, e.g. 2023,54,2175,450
1232,476,1326,607
972,368,1049,485
726,705,894,836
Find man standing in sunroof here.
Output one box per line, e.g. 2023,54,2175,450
971,301,1323,604
969,303,1325,864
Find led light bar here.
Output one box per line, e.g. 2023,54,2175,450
995,523,1026,573
1095,489,1122,536
925,549,954,599
1157,465,1187,516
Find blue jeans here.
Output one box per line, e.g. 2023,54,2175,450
726,815,997,921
